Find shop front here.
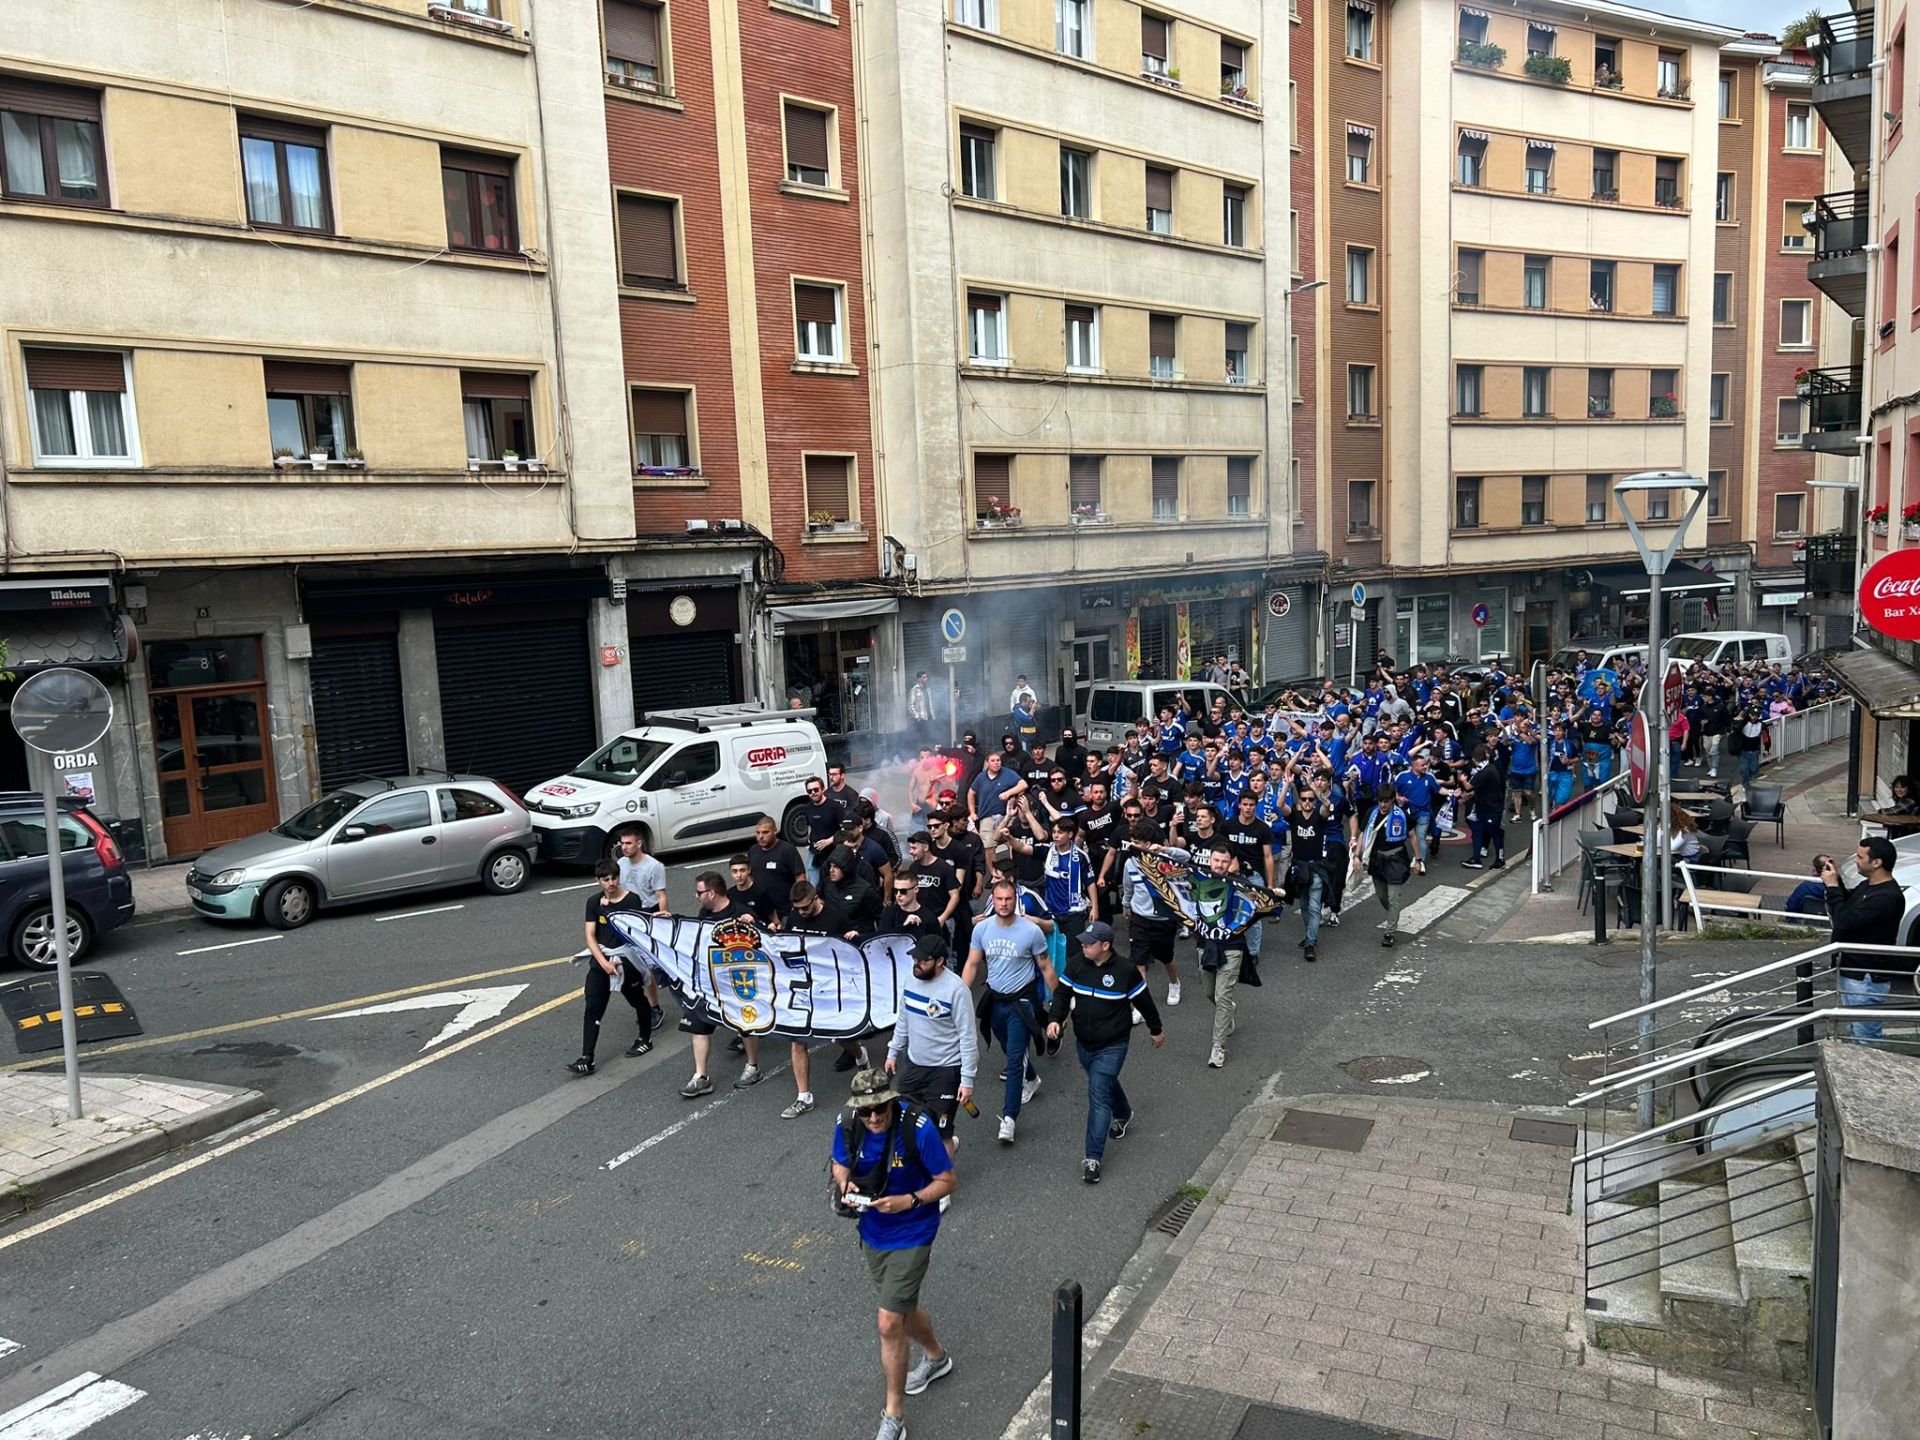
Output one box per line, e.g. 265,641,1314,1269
1568,560,1735,646
1121,575,1260,682
627,584,743,719
770,595,899,759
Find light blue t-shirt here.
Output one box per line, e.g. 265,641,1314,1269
973,915,1049,994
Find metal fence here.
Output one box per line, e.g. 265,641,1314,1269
1766,698,1850,762
1529,772,1628,894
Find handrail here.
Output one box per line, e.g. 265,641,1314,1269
1681,861,1822,925
1570,1007,1920,1103
1588,940,1913,1028
1569,1071,1813,1167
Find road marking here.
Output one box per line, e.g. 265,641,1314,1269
0,956,572,1074
1393,884,1470,935
0,989,577,1256
0,1372,144,1438
742,1251,804,1273
0,1339,16,1361
175,936,282,957
539,881,598,896
602,1063,790,1172
372,904,464,923
316,984,529,1051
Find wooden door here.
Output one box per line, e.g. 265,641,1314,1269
148,637,278,855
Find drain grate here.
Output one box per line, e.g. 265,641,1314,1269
1149,1190,1200,1236
1235,1402,1405,1439
1271,1108,1375,1153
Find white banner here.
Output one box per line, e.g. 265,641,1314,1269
609,912,918,1041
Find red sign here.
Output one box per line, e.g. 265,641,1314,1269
1626,713,1650,805
1860,549,1920,641
1663,664,1684,716
745,746,789,768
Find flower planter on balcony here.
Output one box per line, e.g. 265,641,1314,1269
1141,71,1182,90
1071,512,1113,526
1456,40,1506,69
976,515,1023,530
1523,53,1572,83
637,465,702,480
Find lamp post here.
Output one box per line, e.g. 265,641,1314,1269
1613,470,1708,1130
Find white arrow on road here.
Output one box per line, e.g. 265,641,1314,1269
317,984,530,1052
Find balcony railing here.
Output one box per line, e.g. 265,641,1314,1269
1812,7,1875,82
1808,189,1871,256
1811,8,1876,163
1801,364,1863,451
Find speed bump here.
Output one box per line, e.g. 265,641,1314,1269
0,970,143,1054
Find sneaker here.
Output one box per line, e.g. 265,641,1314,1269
679,1073,712,1098
1021,1074,1042,1105
728,1035,746,1053
1108,1114,1131,1141
1208,1045,1226,1069
780,1095,816,1119
904,1350,953,1396
1166,981,1182,1006
732,1064,764,1089
1414,860,1427,875
1303,944,1317,963
998,1115,1016,1143
1461,858,1485,870
1083,1159,1102,1185
998,1067,1008,1082
650,1003,665,1032
1322,911,1341,927
874,1415,907,1440
1490,856,1505,869
625,1037,653,1058
1382,932,1396,948
834,1049,859,1073
566,1055,595,1076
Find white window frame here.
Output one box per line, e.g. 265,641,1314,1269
1055,0,1089,59
1225,326,1251,385
1152,458,1181,520
1346,246,1372,304
1522,258,1548,310
968,292,1009,365
1715,172,1734,223
1346,3,1373,60
1585,474,1608,523
1346,131,1372,184
1223,187,1247,247
795,283,845,363
1066,306,1100,373
954,0,995,32
25,352,140,468
1779,298,1812,349
1059,145,1092,219
1784,101,1814,150
1775,491,1805,537
959,126,996,200
1776,397,1805,444
1347,363,1375,419
1525,147,1553,195
1226,458,1252,518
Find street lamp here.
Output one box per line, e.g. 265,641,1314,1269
1613,469,1708,1130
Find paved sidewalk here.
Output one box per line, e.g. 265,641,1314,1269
1,1072,269,1220
1092,1095,1814,1440
130,861,193,916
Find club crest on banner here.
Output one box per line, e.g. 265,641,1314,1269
1139,858,1281,941
707,916,776,1032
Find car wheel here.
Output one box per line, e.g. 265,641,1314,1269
11,906,92,971
261,878,316,930
781,801,809,847
483,847,531,895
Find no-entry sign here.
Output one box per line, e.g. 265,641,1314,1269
1627,713,1650,805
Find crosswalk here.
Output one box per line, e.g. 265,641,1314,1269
0,1373,145,1440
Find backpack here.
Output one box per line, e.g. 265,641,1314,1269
834,1099,936,1210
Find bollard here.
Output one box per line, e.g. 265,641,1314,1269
1592,877,1607,945
1051,1281,1083,1438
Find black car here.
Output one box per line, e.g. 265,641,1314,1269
0,794,135,969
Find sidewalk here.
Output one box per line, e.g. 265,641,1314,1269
1075,1094,1814,1440
130,861,192,917
0,1072,269,1221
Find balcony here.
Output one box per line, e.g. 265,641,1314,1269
1800,364,1863,453
1809,8,1875,164
1806,189,1872,316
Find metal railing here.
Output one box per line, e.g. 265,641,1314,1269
1812,8,1876,83
1767,697,1851,760
1678,860,1821,927
1802,365,1863,438
1807,190,1871,257
1530,771,1628,894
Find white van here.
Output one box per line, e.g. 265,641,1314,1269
1546,642,1647,675
524,705,824,863
1084,681,1241,747
1666,631,1795,671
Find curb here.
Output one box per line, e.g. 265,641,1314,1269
0,1083,271,1222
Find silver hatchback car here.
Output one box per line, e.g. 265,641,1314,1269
186,775,536,929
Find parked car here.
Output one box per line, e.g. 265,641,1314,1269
1546,641,1648,676
1082,682,1242,747
186,775,534,929
0,794,135,969
1666,631,1795,671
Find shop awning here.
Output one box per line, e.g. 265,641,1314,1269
768,596,898,623
1588,561,1733,598
5,607,127,670
1828,646,1920,717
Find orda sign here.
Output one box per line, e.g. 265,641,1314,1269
1859,550,1920,642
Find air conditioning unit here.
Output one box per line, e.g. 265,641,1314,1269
686,519,711,534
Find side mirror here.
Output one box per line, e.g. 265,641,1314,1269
338,824,369,843
666,771,689,788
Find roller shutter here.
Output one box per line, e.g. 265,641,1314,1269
1187,599,1250,675
311,633,408,789
1261,586,1313,684
631,630,737,717
435,617,594,793
1138,607,1172,680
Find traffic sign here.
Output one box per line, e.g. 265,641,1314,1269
940,608,967,644
10,667,112,756
1266,591,1291,619
1663,664,1685,716
1471,602,1491,629
1627,713,1650,805
1349,604,1366,621
940,644,967,664
1350,582,1367,608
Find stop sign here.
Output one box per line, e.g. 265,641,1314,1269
1663,661,1685,717
1627,713,1650,805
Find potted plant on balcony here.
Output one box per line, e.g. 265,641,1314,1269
1523,53,1572,83
1650,391,1679,418
807,507,844,533
1591,187,1619,202
1456,39,1506,69
1587,396,1613,418
1867,505,1890,535
978,496,1021,529
1071,503,1112,526
1657,77,1691,101
1903,504,1920,540
1794,367,1814,397
1220,79,1250,100
273,447,298,469
502,449,521,472
342,447,365,469
309,448,330,471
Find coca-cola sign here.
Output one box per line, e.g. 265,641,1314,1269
1859,550,1920,641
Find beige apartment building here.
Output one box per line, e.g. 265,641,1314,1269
0,0,637,859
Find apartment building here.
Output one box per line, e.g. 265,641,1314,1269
0,0,645,859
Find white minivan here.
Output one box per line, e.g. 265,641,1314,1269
1083,681,1241,747
524,705,824,863
1666,631,1795,671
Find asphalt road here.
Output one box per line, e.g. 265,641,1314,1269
0,839,1787,1440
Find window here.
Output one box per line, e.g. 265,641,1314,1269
1221,39,1249,94
1346,127,1372,183
1290,333,1301,399
264,360,354,461
1289,209,1300,271
1523,255,1549,309
1589,260,1614,312
1145,166,1173,234
1456,134,1485,187
1069,454,1103,511
1347,363,1375,419
973,452,1011,517
1717,70,1734,119
1346,246,1372,304
1713,272,1732,324
1522,366,1549,418
1224,322,1251,384
1227,457,1252,517
1527,22,1554,56
1141,12,1170,75
966,290,1006,364
1066,304,1099,372
23,348,133,464
1776,397,1804,444
353,792,432,837
0,78,105,207
1456,248,1482,305
442,149,517,253
1592,149,1617,198
1775,492,1805,537
1059,145,1091,218
1714,172,1734,223
1784,101,1814,149
1646,488,1670,521
1347,479,1375,535
1782,200,1812,249
1780,298,1812,348
1587,368,1612,416
1149,314,1177,379
240,118,330,233
1707,471,1725,518
1459,9,1488,45
1455,363,1482,416
1657,49,1684,97
1288,81,1299,144
795,281,844,361
1346,2,1374,60
1525,143,1554,195
1650,368,1678,416
1055,0,1088,58
631,388,691,469
955,0,994,30
649,741,720,789
1586,473,1609,523
804,454,853,525
959,124,996,200
1885,229,1901,323
1654,157,1681,207
1521,476,1547,526
1652,264,1679,316
783,103,832,187
1222,184,1248,247
1709,373,1729,422
1454,476,1481,528
1152,457,1180,518
604,0,664,89
1593,36,1620,82
460,370,534,462
617,192,679,288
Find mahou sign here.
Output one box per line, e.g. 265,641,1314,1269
1859,550,1920,642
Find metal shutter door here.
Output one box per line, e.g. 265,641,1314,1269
632,630,737,717
1261,586,1313,684
311,634,409,790
1003,610,1053,710
1138,609,1171,679
436,618,595,794
1188,600,1249,672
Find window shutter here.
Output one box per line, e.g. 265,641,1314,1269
794,283,839,326
460,370,532,400
1152,457,1179,501
1227,458,1252,499
618,194,677,283
1065,304,1095,329
1145,167,1173,211
1069,455,1103,508
1221,39,1246,70
631,388,687,435
784,105,831,172
973,453,1010,511
1149,315,1175,358
960,122,994,147
23,347,124,393
1141,14,1168,58
0,76,102,121
238,115,328,147
603,0,660,64
804,455,851,519
1226,322,1250,350
262,359,351,395
443,148,515,178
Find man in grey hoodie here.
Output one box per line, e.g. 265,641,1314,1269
886,932,979,1158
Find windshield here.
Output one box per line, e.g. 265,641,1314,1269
1666,638,1720,661
572,735,671,786
278,791,363,841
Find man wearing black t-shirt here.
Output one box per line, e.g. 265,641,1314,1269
568,860,653,1076
1223,792,1275,887
1283,790,1332,963
929,809,983,962
1077,778,1121,911
800,777,844,884
903,832,960,932
679,872,764,1098
749,815,807,918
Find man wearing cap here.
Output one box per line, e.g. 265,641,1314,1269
886,932,978,1159
1045,920,1163,1183
831,1068,958,1440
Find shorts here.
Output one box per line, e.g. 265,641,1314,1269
1508,773,1537,794
1128,914,1177,967
897,1060,961,1133
862,1241,934,1315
